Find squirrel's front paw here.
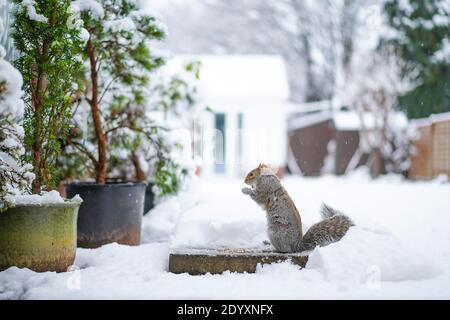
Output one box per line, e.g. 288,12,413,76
242,187,252,195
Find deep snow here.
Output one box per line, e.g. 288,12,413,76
1,170,450,299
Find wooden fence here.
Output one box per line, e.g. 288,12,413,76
409,114,450,180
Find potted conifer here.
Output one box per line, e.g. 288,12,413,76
0,0,83,272
107,61,203,214
64,0,167,247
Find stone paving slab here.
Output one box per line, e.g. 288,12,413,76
169,248,309,275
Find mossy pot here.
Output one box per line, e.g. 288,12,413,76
0,199,81,272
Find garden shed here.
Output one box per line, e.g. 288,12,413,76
287,110,408,176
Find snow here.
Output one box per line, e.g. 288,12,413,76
78,28,90,43
6,190,71,206
103,17,136,33
1,170,450,299
142,178,200,243
0,59,25,117
71,0,105,19
21,0,48,23
333,111,409,131
410,111,450,129
321,139,336,175
430,111,450,124
167,55,290,103
288,110,409,132
287,111,331,131
432,37,450,63
1,33,34,203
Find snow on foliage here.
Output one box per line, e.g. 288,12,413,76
71,0,105,19
63,0,196,198
21,0,48,23
432,37,450,63
106,60,203,200
0,20,34,209
382,0,449,118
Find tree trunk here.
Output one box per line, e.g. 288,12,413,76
131,154,146,182
31,91,42,194
370,147,385,178
302,33,318,102
87,39,107,185
31,40,50,194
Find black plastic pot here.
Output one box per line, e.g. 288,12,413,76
143,182,155,215
65,182,146,248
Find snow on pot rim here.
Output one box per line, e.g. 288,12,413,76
5,191,83,208
64,181,148,188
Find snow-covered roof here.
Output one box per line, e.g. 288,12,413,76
167,55,290,103
288,110,409,131
333,111,408,131
430,111,450,123
288,111,331,131
410,111,450,128
286,100,332,113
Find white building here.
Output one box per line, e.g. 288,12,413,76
169,55,290,177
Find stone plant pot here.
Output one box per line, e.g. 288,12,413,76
65,182,146,248
0,200,81,272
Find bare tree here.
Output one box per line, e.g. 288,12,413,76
345,50,412,177
153,0,369,103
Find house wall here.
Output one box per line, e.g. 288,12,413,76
241,109,287,175
288,120,334,176
198,106,288,177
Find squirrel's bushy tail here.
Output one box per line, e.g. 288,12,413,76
295,203,354,252
320,203,343,219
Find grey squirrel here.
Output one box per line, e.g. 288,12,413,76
242,164,354,253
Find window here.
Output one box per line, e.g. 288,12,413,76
214,113,226,173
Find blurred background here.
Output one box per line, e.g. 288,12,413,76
147,0,449,180
2,0,449,180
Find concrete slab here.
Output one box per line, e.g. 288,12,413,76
169,248,309,275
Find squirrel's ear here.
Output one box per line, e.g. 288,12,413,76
259,163,266,168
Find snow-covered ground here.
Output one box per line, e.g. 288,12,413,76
1,170,450,299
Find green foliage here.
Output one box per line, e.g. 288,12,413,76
156,61,202,117
64,0,167,182
120,61,202,198
60,1,200,200
382,0,450,119
77,0,166,103
12,0,84,192
154,158,188,198
0,62,34,210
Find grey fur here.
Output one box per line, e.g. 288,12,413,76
242,174,303,253
321,203,342,219
295,213,354,251
242,173,354,253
